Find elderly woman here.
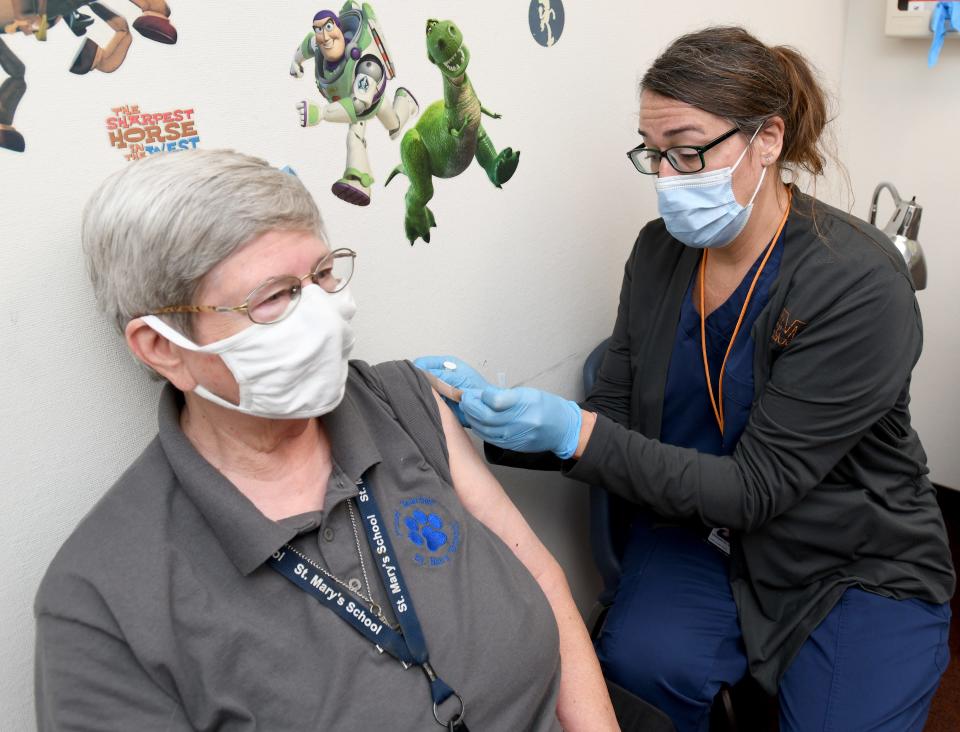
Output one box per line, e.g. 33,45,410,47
34,149,618,731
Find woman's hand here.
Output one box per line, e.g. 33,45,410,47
413,355,493,425
414,356,590,459
413,355,492,391
460,386,583,459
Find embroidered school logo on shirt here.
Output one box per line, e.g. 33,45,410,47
772,308,806,348
394,497,461,568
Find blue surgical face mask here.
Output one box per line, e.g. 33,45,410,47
654,126,766,249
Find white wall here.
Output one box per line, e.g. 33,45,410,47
837,0,960,490
1,2,848,727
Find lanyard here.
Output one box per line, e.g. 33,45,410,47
699,191,791,434
267,473,466,729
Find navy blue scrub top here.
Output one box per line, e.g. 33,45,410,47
660,227,786,457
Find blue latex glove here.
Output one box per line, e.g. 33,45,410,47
413,355,493,426
930,2,960,67
459,386,582,459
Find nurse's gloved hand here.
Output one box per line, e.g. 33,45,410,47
413,355,492,426
414,355,492,391
460,386,582,459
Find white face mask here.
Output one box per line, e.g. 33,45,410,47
142,284,357,419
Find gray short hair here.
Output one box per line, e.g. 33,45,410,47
82,149,327,344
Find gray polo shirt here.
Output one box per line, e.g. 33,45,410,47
35,362,562,731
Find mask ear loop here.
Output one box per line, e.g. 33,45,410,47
731,123,767,207
141,313,263,355
141,315,205,352
139,315,248,409
730,123,764,172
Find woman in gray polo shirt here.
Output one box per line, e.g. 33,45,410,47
34,149,619,731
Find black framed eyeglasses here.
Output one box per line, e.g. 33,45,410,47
146,248,357,325
627,127,741,175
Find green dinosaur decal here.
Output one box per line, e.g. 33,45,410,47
385,18,519,244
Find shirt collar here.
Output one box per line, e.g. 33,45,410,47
155,379,381,576
323,386,382,484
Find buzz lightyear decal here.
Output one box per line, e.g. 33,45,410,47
290,3,418,207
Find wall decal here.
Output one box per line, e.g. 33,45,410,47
290,1,417,207
1,1,178,153
385,18,519,245
105,104,198,161
528,0,563,48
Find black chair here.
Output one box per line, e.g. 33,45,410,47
606,680,677,732
582,337,634,636
581,339,775,732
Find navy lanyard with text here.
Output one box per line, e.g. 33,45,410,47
267,473,466,729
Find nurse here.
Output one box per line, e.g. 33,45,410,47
418,25,954,732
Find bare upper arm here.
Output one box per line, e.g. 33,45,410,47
431,391,560,582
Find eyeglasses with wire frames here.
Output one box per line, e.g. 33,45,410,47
626,127,743,175
144,247,356,325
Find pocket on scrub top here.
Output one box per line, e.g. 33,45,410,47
721,371,755,408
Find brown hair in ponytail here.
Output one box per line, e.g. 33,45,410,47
641,26,837,182
768,44,829,176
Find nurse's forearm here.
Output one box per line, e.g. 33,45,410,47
565,412,780,531
573,410,597,460
567,411,742,524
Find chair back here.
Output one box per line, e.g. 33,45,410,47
582,339,635,606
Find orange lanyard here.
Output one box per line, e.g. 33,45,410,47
699,193,791,435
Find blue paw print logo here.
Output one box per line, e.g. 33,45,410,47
395,497,461,568
405,510,448,552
